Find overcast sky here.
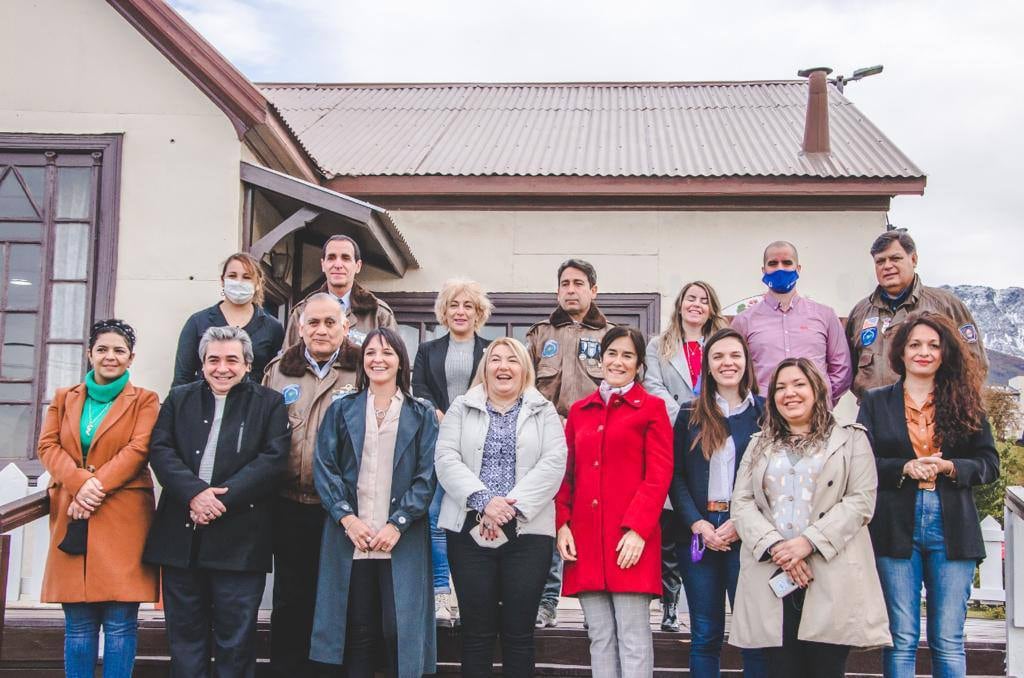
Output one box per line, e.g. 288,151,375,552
170,0,1022,289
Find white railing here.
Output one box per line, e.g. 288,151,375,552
0,462,1008,611
1006,486,1024,677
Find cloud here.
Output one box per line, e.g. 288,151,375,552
170,0,281,68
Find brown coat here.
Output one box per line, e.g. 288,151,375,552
729,424,891,649
262,340,360,504
845,275,987,399
284,281,397,349
526,304,613,417
38,382,160,603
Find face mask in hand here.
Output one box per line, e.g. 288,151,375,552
223,279,256,305
761,269,799,294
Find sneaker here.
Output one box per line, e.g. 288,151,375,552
660,602,680,632
435,593,454,626
535,602,558,628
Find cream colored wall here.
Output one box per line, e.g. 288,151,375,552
0,0,244,393
362,209,887,322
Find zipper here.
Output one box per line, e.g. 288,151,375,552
237,422,245,454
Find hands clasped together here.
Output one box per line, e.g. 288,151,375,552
341,515,402,553
189,486,229,526
770,536,815,588
904,453,955,482
477,496,517,541
691,518,739,552
68,477,106,520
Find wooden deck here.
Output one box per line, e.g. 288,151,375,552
0,607,1006,676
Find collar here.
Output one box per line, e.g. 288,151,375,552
599,380,635,403
581,382,646,409
764,292,801,312
486,397,523,416
305,347,340,379
714,390,754,417
85,369,130,403
871,274,922,310
548,303,609,329
313,281,380,316
275,339,360,378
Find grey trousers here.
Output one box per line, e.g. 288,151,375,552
578,592,654,678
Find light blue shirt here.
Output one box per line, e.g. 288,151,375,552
304,347,339,380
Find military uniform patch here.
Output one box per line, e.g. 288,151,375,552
959,323,979,344
541,339,559,358
282,384,301,405
578,338,601,362
860,327,878,348
862,316,879,330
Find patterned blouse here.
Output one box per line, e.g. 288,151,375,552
762,441,827,539
467,398,523,512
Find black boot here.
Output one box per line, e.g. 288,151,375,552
660,596,680,632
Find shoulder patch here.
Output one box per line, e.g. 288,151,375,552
958,323,979,344
282,383,301,405
859,327,878,348
861,316,879,330
541,339,559,358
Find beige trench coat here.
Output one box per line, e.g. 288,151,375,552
729,423,891,649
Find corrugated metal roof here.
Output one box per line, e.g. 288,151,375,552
258,82,924,180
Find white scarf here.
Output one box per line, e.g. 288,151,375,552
599,380,635,403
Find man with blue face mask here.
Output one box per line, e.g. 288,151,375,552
731,241,852,406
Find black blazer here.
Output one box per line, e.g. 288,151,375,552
411,334,490,412
857,382,999,560
172,303,285,388
143,379,290,572
669,396,765,530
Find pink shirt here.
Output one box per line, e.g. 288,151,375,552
730,293,852,405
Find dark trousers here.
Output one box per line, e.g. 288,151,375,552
271,498,334,677
766,589,850,678
660,509,682,603
161,566,266,678
345,559,398,678
447,516,553,678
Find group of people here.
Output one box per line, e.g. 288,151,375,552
36,230,999,678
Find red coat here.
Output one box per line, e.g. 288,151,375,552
556,384,672,596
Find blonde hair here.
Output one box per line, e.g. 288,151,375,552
659,280,727,361
221,252,266,306
434,278,493,331
471,337,536,400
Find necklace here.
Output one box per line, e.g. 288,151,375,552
84,399,114,436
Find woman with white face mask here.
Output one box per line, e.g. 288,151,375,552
172,252,285,388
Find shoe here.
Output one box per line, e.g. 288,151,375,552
535,602,558,628
660,601,680,632
435,593,454,626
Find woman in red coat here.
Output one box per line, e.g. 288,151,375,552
556,326,673,678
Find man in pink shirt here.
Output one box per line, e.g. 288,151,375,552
730,241,852,406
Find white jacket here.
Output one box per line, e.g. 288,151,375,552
435,384,567,537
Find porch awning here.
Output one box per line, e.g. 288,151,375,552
240,161,416,276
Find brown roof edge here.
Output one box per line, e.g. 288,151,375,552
256,79,810,89
326,175,927,198
106,0,267,139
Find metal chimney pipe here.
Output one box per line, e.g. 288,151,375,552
798,66,833,154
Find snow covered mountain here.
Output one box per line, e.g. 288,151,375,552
945,285,1024,359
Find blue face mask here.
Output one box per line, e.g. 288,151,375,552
762,269,799,294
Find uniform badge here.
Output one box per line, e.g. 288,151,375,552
578,338,601,361
862,316,879,330
282,384,301,405
541,339,559,358
348,328,367,346
958,323,979,344
860,327,878,348
881,317,893,333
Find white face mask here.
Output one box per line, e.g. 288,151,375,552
223,279,255,305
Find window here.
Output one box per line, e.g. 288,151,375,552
0,134,121,469
377,292,661,360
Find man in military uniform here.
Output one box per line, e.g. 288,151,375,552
846,230,987,400
526,258,614,628
264,293,360,676
285,234,397,348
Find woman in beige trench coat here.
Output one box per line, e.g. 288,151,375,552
729,357,890,678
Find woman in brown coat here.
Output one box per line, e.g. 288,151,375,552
38,319,160,678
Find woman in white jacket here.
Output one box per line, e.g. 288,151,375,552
435,337,567,678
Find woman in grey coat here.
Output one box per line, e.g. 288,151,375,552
310,328,439,677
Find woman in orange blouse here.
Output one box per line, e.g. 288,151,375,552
38,319,160,678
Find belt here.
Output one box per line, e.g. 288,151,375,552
707,500,730,512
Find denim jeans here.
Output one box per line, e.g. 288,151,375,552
540,547,563,607
677,511,767,678
876,489,975,678
430,486,451,593
62,602,140,678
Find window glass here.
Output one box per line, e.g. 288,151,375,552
45,344,84,400
57,167,92,219
49,283,87,339
1,313,37,379
0,404,32,459
7,244,42,308
53,223,90,279
0,222,42,240
0,170,37,218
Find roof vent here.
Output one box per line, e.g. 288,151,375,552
798,66,833,154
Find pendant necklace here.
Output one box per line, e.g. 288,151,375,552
84,399,113,436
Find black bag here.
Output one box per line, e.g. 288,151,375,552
58,519,88,555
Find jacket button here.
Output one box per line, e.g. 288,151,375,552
398,516,407,525
195,450,201,454
819,512,825,518
673,395,679,401
593,460,599,468
391,498,397,504
827,480,834,487
597,425,604,432
592,499,598,508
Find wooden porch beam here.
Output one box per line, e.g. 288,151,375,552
249,206,321,261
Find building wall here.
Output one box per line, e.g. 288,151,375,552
0,0,243,393
362,209,887,325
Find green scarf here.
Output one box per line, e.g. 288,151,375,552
80,370,129,458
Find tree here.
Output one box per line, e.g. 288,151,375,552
983,386,1023,442
974,436,1024,523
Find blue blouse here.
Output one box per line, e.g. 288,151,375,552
467,398,522,512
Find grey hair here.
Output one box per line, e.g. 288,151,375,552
300,292,347,325
198,326,254,365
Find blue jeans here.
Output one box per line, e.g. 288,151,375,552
678,511,767,678
430,486,451,593
62,602,140,678
541,547,563,607
876,489,976,678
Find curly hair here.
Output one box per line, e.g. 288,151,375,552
753,357,835,459
888,311,985,448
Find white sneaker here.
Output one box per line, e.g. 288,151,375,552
435,593,454,626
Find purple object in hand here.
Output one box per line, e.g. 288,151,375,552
690,533,705,563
